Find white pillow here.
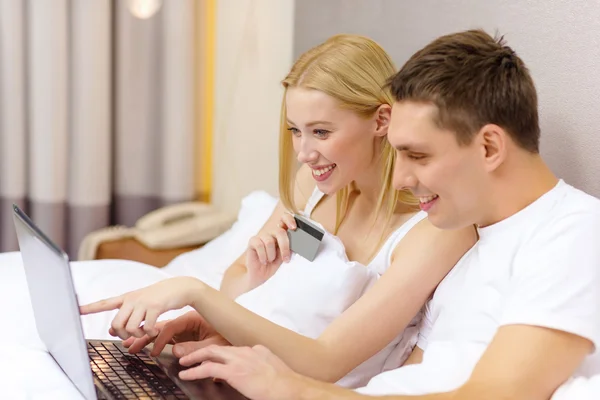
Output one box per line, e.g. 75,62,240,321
163,190,278,288
553,375,600,399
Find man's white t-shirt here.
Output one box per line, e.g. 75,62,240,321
358,180,600,396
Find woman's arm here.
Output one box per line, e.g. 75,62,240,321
219,201,289,299
220,165,315,299
190,219,477,382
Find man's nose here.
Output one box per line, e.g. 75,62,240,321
393,161,418,192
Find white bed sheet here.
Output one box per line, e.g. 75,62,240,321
0,252,185,399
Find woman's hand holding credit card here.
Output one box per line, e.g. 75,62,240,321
287,214,325,262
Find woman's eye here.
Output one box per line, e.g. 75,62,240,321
313,129,330,139
287,127,301,137
407,154,426,160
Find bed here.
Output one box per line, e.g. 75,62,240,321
1,190,597,399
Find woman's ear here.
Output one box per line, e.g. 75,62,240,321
374,104,392,137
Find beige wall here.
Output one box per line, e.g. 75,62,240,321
212,0,295,214
294,0,600,198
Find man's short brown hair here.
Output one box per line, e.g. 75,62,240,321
389,29,540,153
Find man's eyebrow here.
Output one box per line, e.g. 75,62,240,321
394,145,411,151
394,145,416,151
394,144,428,153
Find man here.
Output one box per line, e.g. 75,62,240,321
174,30,600,399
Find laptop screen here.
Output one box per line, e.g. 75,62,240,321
13,205,97,400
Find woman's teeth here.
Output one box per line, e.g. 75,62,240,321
419,194,439,204
314,165,335,176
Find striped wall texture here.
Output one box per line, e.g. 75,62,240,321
0,0,210,256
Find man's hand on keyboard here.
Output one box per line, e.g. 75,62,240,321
179,344,301,400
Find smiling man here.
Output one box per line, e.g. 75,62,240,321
173,30,600,400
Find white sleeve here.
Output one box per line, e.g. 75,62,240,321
416,301,434,351
500,211,600,348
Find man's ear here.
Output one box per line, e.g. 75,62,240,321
478,124,508,171
374,104,392,137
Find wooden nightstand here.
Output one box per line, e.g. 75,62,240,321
94,237,202,268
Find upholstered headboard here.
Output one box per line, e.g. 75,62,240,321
294,0,600,197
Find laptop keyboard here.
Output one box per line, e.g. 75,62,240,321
88,341,189,399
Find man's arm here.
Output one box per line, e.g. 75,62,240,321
450,325,591,400
303,324,591,400
176,344,453,400
176,324,590,400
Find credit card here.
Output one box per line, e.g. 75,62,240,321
287,214,325,262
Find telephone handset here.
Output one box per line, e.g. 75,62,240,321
134,202,235,249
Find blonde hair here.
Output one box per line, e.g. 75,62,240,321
279,34,419,236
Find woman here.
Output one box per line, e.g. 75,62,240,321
81,34,476,387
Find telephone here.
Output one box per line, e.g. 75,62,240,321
134,202,236,249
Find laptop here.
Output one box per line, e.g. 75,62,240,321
13,204,247,400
